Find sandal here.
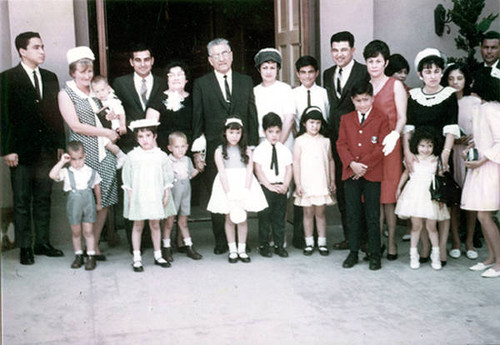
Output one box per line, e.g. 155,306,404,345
332,240,349,250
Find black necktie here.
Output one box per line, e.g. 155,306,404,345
33,71,41,100
360,113,366,125
224,75,231,102
270,144,279,176
307,90,311,107
336,68,343,96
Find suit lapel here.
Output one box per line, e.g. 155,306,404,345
15,64,38,99
126,74,143,110
209,72,230,111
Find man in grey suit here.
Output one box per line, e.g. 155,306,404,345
192,38,258,255
0,32,65,264
323,31,370,250
112,44,167,251
113,43,167,153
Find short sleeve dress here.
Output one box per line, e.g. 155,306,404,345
395,155,450,220
122,146,176,220
293,133,336,207
461,102,500,211
148,92,193,150
207,145,268,214
373,77,403,204
64,81,118,208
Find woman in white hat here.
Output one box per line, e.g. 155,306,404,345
58,46,120,260
402,48,460,267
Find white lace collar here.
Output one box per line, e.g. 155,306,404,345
409,86,455,107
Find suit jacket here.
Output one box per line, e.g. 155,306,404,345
192,71,258,162
112,73,167,152
0,64,64,164
336,109,390,182
323,61,369,142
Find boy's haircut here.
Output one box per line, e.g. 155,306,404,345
168,131,188,145
385,54,410,76
295,55,318,72
482,30,500,43
363,40,390,61
134,126,157,137
409,128,439,156
91,75,108,85
128,43,152,59
350,80,373,98
417,55,444,72
330,31,354,47
15,32,41,56
67,140,85,153
262,112,283,130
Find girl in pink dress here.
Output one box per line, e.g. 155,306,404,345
461,74,500,278
363,40,407,260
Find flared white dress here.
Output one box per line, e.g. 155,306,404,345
207,146,268,214
395,155,450,220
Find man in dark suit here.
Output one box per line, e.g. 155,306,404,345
0,32,65,265
192,38,259,254
113,44,167,251
323,31,370,250
113,43,167,154
472,31,499,100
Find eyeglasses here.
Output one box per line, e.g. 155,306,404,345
210,50,232,60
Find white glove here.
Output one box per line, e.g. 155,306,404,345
382,130,399,156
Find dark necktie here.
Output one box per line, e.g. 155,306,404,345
336,68,343,96
307,90,311,107
224,75,231,102
270,144,279,176
33,71,41,100
140,79,148,108
360,113,366,125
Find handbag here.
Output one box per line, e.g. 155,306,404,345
429,157,462,205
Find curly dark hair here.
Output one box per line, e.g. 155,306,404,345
221,117,249,165
409,128,439,156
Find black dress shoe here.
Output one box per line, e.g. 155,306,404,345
71,254,84,269
85,256,96,271
228,253,238,263
419,256,429,263
342,252,359,268
369,257,382,270
238,253,251,263
154,258,171,268
258,244,273,258
20,248,35,265
186,246,202,260
441,260,447,267
387,253,398,261
274,247,289,258
34,243,63,257
162,247,174,262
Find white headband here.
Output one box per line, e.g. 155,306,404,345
225,118,243,127
129,118,160,131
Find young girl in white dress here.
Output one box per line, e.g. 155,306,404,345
207,117,268,263
395,129,449,270
122,119,177,272
293,107,336,256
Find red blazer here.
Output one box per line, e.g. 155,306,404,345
336,109,390,182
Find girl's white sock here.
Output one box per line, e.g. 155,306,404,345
183,237,193,247
86,250,96,256
237,243,246,254
75,250,83,255
228,242,237,253
318,237,327,246
162,238,171,248
154,250,162,260
133,250,141,261
305,236,314,247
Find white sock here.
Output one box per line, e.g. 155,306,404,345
75,250,83,255
238,243,246,254
305,236,314,247
154,250,163,260
183,237,193,247
133,250,141,261
228,242,237,253
162,238,171,248
318,237,327,246
86,250,96,256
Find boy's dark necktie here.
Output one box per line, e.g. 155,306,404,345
360,113,366,125
270,144,279,176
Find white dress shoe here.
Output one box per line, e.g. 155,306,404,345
469,263,493,271
481,268,500,278
449,249,461,259
466,250,478,260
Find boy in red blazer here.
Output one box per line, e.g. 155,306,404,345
336,81,390,270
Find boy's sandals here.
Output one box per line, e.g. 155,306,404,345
132,260,144,272
332,240,349,250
